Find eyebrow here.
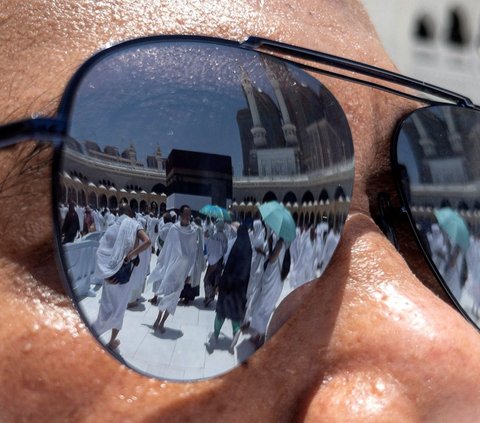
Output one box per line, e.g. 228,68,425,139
0,77,61,192
0,142,52,199
14,92,61,120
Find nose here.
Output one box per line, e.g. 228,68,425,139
269,212,480,421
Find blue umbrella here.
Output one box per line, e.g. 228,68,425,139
199,204,231,222
433,207,470,251
258,201,296,242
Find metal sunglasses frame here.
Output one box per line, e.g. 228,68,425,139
0,34,478,351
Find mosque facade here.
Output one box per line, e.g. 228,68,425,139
60,53,354,227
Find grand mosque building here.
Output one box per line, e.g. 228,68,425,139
60,48,354,226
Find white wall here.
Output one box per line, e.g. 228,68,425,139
362,0,480,103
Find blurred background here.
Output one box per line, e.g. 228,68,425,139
362,0,480,103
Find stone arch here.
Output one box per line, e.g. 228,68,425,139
67,187,75,204
108,196,118,210
319,189,329,202
458,200,469,211
150,202,158,214
152,183,167,194
79,190,87,207
334,185,346,201
283,191,297,204
301,190,314,204
263,191,277,203
130,199,139,213
99,194,107,209
440,198,451,208
88,192,98,209
60,185,67,204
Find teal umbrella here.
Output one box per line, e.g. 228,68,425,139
199,204,231,222
433,207,470,251
258,201,296,242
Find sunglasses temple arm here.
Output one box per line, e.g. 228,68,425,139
242,37,475,108
0,117,66,148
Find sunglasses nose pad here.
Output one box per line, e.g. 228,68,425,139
373,192,400,250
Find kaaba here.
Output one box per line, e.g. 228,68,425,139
165,149,233,210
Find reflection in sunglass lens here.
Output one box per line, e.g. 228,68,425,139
57,39,354,380
395,105,480,327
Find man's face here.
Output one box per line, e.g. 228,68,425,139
1,0,480,421
180,208,192,226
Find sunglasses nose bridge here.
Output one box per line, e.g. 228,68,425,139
372,191,411,251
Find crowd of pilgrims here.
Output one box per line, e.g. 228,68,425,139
425,221,480,319
59,202,342,355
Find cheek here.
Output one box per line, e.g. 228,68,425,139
302,371,419,422
0,259,184,421
303,214,480,419
0,259,103,420
0,142,67,293
0,142,54,257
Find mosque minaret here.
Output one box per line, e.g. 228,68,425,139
412,113,436,157
240,66,267,148
444,107,463,154
262,58,299,147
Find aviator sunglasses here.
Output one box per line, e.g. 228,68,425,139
1,35,479,381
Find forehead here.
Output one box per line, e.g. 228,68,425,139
0,0,408,216
0,0,391,118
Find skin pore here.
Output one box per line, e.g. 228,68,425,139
1,0,480,421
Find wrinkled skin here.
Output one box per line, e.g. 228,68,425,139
1,1,479,421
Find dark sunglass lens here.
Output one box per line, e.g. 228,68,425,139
395,105,480,326
57,39,354,380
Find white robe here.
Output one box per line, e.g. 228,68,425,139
290,229,309,288
315,222,328,267
319,229,340,275
444,250,465,301
190,224,206,289
91,283,133,335
465,237,480,305
244,220,266,323
59,205,68,223
152,221,173,292
427,224,448,275
91,215,141,335
147,216,160,249
75,206,85,234
92,210,102,233
95,215,140,278
128,245,152,302
250,236,286,336
148,222,197,315
157,221,173,251
293,233,316,288
205,230,227,265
